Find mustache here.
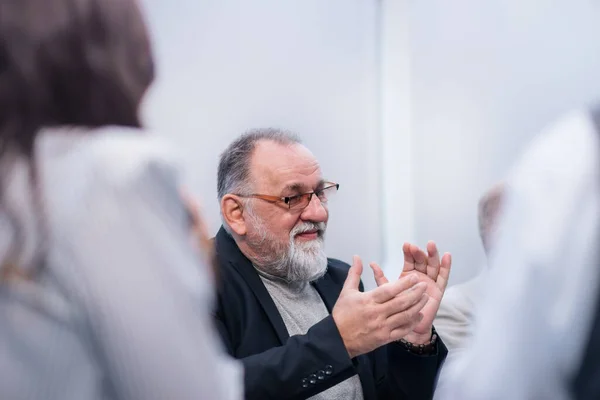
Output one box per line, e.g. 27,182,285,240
291,221,327,236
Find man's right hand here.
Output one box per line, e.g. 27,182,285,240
331,256,428,358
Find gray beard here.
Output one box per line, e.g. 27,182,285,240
246,216,328,283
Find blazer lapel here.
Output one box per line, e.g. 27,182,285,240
314,263,375,399
312,271,341,312
215,228,289,344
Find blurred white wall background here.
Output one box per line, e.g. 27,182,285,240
141,0,381,288
410,0,600,283
141,0,600,287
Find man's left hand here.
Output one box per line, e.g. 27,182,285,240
370,241,451,345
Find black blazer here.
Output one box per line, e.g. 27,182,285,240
214,227,447,400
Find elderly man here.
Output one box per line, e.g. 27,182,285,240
433,183,504,352
214,128,450,400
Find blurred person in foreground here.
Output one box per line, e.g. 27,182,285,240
435,108,600,399
214,129,450,400
0,0,242,399
181,189,218,281
433,183,504,353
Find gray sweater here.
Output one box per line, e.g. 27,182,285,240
259,271,363,400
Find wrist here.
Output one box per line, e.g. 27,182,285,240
402,331,432,345
397,329,438,355
331,312,359,359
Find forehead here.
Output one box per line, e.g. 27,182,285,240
249,140,322,192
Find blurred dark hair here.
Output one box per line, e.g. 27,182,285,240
0,0,154,279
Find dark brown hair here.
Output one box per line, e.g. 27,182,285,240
0,0,154,279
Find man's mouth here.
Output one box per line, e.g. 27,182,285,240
295,229,320,241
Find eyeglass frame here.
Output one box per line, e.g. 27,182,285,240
234,182,339,210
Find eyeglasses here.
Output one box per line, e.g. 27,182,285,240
237,182,339,210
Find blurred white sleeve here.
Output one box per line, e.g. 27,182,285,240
54,138,243,400
436,110,600,400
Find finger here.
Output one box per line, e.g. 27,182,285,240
387,294,429,339
380,281,427,317
371,274,419,303
426,241,440,280
193,205,212,249
402,242,415,273
436,252,452,292
181,190,209,236
181,189,214,254
195,207,211,241
369,262,389,287
411,244,428,274
180,189,201,224
342,255,364,291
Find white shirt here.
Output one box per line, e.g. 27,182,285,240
436,109,600,400
434,272,487,354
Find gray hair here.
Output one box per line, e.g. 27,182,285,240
217,128,301,200
217,128,301,232
477,182,505,253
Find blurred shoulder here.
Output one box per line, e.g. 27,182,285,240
36,126,186,234
39,126,182,189
498,109,600,268
73,126,180,184
503,109,599,235
510,109,599,188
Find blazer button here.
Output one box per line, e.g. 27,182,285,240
309,374,317,384
301,378,309,388
324,365,334,375
317,370,326,380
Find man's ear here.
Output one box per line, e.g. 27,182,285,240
221,194,247,236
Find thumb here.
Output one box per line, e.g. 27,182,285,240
342,255,363,291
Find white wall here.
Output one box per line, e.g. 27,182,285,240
140,0,382,287
409,0,600,284
378,0,417,277
140,0,600,288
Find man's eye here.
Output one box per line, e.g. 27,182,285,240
287,195,302,205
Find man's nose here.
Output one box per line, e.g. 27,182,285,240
300,194,328,222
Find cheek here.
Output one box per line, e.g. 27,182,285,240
280,216,300,241
252,207,298,241
269,214,300,242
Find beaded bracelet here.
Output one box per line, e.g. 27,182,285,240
397,330,438,355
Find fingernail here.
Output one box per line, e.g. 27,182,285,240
409,275,418,284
